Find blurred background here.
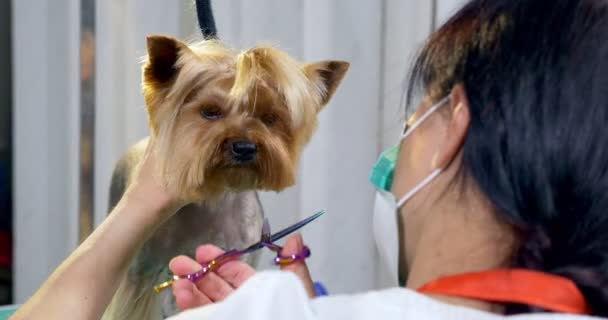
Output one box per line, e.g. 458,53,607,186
0,0,467,306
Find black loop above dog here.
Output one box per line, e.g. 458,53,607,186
195,0,218,39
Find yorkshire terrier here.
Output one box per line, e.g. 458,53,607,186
101,35,349,319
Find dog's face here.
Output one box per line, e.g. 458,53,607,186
142,35,349,201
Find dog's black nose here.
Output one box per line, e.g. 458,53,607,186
231,141,257,162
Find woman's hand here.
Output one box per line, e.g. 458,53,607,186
169,233,316,310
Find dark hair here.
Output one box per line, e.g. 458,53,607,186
407,0,608,316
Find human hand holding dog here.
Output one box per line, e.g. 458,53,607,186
169,233,315,310
126,141,187,221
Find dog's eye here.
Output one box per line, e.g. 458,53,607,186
261,113,277,126
201,108,223,120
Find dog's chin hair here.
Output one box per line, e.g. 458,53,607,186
251,132,298,190
177,162,296,205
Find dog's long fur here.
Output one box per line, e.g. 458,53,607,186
103,138,264,319
102,36,349,319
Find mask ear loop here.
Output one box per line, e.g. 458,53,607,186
401,96,451,141
396,169,442,208
395,96,451,209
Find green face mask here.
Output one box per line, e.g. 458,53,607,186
369,145,400,192
368,96,450,286
369,95,450,202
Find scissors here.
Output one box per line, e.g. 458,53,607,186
154,210,325,293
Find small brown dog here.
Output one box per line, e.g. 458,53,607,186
102,35,349,319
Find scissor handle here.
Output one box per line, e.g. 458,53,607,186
176,249,241,284
273,245,311,266
154,248,244,293
154,211,325,293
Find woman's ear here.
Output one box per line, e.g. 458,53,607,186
433,84,471,169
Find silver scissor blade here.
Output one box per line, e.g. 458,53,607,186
270,210,325,241
241,210,325,253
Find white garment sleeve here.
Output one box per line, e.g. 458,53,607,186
167,270,599,320
167,271,316,320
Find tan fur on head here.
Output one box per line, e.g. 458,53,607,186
142,35,349,202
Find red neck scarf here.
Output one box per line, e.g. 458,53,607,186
417,269,591,315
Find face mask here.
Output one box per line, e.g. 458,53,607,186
369,96,450,286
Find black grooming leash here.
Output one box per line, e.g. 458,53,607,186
195,0,218,38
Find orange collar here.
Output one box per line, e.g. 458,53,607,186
417,269,591,315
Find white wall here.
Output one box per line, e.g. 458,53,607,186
12,0,80,302
13,0,477,302
95,0,198,227
437,0,470,25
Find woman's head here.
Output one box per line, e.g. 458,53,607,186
393,0,608,315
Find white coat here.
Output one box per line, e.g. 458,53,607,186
167,271,600,320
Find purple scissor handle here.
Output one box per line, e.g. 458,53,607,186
154,210,324,293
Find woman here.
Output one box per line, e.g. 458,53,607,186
168,0,608,318
13,0,608,319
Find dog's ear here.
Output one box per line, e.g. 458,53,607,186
143,35,191,86
303,60,350,108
